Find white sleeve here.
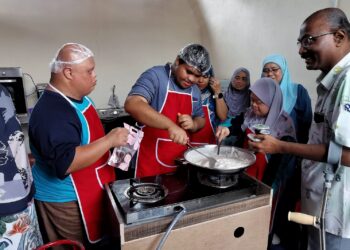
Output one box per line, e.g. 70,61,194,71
327,140,342,165
334,74,350,147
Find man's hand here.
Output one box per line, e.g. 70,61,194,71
106,127,129,148
67,127,129,174
248,134,282,154
177,113,195,131
168,124,188,145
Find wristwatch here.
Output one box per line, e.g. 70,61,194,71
213,93,223,99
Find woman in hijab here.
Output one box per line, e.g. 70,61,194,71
224,67,251,118
217,77,297,250
221,67,250,145
261,54,312,143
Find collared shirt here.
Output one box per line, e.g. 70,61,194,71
301,51,350,237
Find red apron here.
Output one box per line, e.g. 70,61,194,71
70,104,115,243
243,128,268,181
136,90,192,177
190,104,216,145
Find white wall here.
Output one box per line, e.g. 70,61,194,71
198,0,349,104
0,0,348,109
0,0,205,108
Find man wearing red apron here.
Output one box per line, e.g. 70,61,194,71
70,98,115,243
29,43,129,247
125,44,211,177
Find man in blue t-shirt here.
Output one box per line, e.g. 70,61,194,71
125,43,210,177
29,43,129,247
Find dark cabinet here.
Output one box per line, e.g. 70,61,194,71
97,108,136,134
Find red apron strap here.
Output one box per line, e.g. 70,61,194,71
190,104,216,145
71,105,115,243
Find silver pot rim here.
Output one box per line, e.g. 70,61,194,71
183,144,256,174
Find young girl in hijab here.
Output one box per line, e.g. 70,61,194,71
217,77,297,249
219,77,296,182
261,54,312,143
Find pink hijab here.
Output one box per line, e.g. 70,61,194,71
242,77,296,139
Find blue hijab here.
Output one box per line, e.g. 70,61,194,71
262,54,298,114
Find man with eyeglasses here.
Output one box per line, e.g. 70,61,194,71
249,8,350,250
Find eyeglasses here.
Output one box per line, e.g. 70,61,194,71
262,67,280,74
297,32,335,48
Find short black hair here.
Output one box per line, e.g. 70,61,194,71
306,8,350,37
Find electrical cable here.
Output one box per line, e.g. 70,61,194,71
156,205,186,250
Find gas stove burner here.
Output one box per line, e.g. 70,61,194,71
196,172,239,189
125,183,168,203
110,172,261,224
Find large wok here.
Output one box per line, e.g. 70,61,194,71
183,144,256,174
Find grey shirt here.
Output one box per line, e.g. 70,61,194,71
301,52,350,237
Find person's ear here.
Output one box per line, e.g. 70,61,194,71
175,57,180,67
62,67,73,80
334,29,346,46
